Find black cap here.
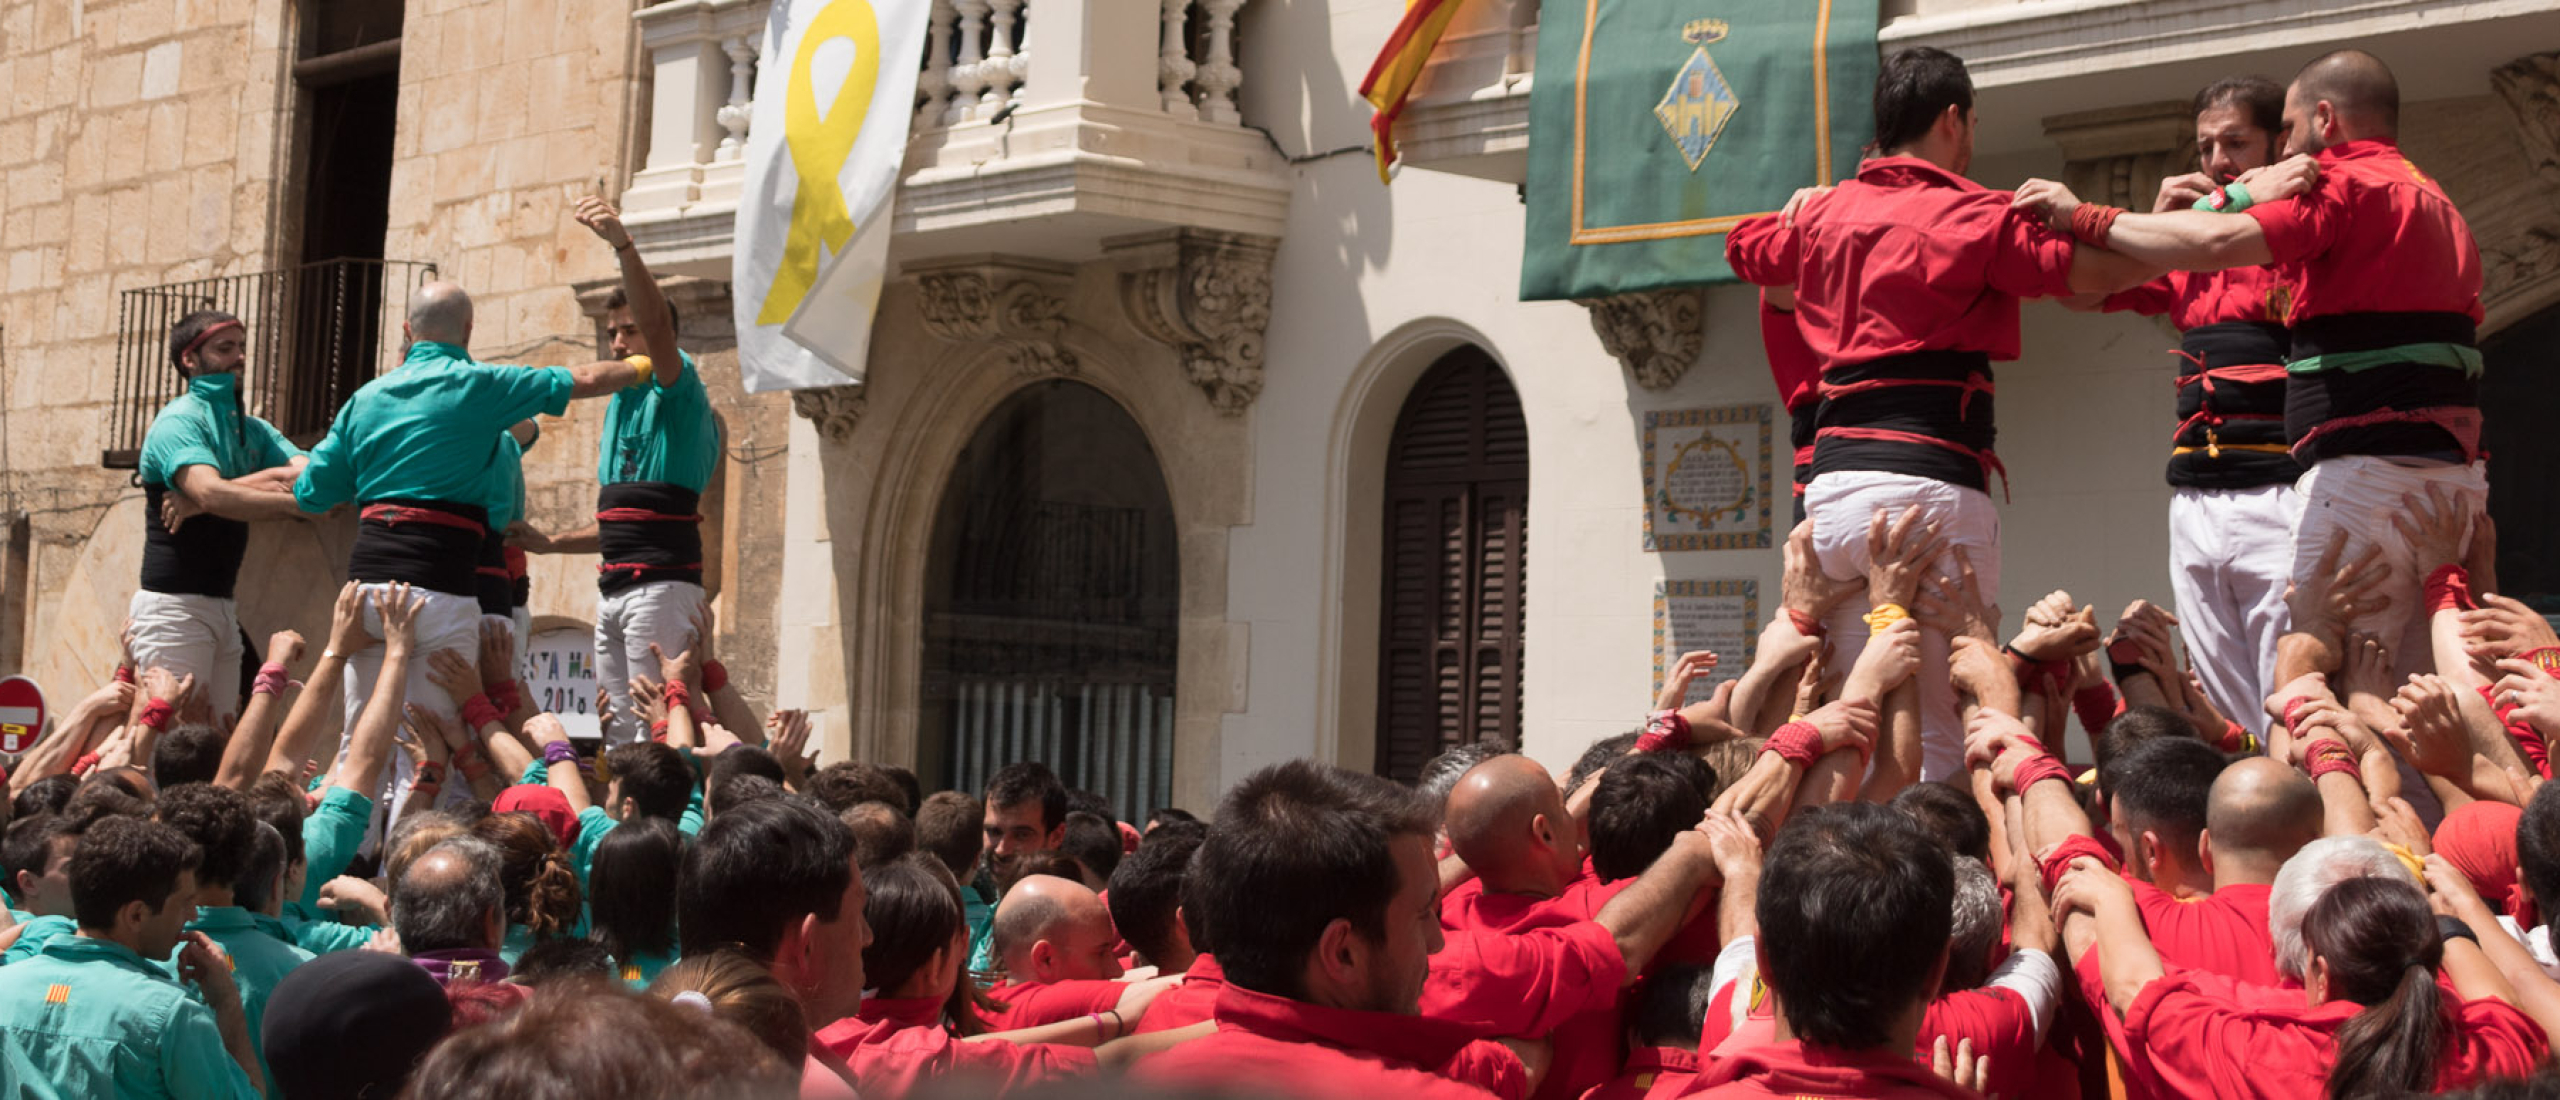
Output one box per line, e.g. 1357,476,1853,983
262,950,453,1100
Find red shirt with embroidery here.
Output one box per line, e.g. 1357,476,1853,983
2130,881,2280,987
2123,970,2546,1099
1582,1045,1704,1100
1133,982,1529,1100
1683,1040,1989,1098
1918,986,2040,1100
2103,265,2291,330
812,995,1096,1097
1134,953,1225,1034
2244,138,2483,325
1725,156,2078,370
979,977,1126,1032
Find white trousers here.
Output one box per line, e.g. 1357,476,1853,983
595,580,707,745
2168,484,2302,736
2289,457,2489,681
1805,471,2002,783
127,590,244,726
337,584,483,852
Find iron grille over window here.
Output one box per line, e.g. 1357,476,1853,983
101,258,438,469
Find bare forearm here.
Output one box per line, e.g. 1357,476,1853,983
333,652,409,796
547,751,594,815
1713,753,1804,841
530,524,601,555
217,688,284,789
2021,778,2097,855
1594,843,1717,980
1716,866,1760,943
613,247,682,386
2101,210,2274,272
711,687,762,747
268,655,348,774
2315,772,2378,837
1859,679,1923,801
2094,904,2167,1015
2064,246,2162,296
1727,650,1808,738
475,720,535,777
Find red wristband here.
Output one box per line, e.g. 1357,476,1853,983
2037,834,2121,897
650,719,671,742
71,752,102,776
461,694,506,731
2425,564,2474,614
2012,753,2073,793
1635,710,1691,754
2304,738,2360,782
701,660,728,694
1761,720,1823,767
252,662,293,697
661,679,693,717
489,680,522,715
1783,609,1826,640
2281,696,2313,733
2217,720,2256,755
137,698,175,731
113,666,135,685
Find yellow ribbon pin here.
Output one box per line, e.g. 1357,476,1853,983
759,0,881,326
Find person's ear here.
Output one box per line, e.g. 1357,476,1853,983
1045,824,1065,850
2197,828,2217,878
1317,917,1363,987
1030,938,1055,977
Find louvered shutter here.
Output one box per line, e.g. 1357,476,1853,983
1375,349,1530,782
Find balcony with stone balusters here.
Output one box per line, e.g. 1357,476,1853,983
620,0,1290,277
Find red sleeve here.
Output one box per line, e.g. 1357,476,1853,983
1986,205,2079,300
1439,1039,1530,1100
2245,186,2340,266
1725,213,1801,288
2037,833,2120,896
1420,920,1629,1038
1759,294,1823,410
1919,988,2040,1098
2101,276,2176,316
2121,973,2326,1100
2072,682,2122,737
2449,997,2551,1085
1004,981,1126,1030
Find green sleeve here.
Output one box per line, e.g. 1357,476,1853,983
249,416,302,467
280,906,379,955
572,806,616,883
518,760,549,787
296,786,374,909
292,413,358,513
156,996,261,1099
473,364,575,425
140,408,219,489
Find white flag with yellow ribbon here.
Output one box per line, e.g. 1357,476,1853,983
732,0,927,393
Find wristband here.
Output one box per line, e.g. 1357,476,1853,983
2008,731,2050,756
409,779,441,796
624,355,653,384
71,751,102,776
2070,202,2125,247
2425,564,2474,614
1761,720,1823,767
2281,696,2313,733
415,760,447,782
2110,659,2151,686
650,719,671,742
2012,753,2073,793
544,740,582,766
1636,710,1691,754
1784,608,1827,640
461,693,506,731
2191,180,2254,214
2439,914,2480,947
701,659,729,694
2304,738,2360,782
450,741,481,769
2216,720,2255,755
661,679,693,716
137,698,175,731
113,666,135,685
252,662,294,697
1863,603,1909,632
489,680,522,715
2037,834,2121,896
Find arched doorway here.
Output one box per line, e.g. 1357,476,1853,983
1373,346,1529,782
920,381,1180,816
2484,303,2560,608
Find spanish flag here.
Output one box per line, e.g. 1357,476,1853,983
1357,0,1469,184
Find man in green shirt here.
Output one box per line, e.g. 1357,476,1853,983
135,310,308,726
154,785,311,1091
0,815,263,1097
516,197,717,744
1,813,80,965
293,268,670,844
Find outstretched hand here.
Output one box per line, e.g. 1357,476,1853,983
574,195,634,251
1864,506,1947,610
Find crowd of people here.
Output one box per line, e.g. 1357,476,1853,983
0,34,2553,1100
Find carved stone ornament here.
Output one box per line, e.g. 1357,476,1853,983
2494,52,2560,193
2041,101,2194,212
790,386,868,446
1581,287,1706,390
910,259,1081,377
1106,229,1279,416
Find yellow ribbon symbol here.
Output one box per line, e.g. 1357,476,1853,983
759,0,880,326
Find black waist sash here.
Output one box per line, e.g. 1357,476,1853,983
597,482,704,596
2168,321,2299,491
139,485,250,599
1810,350,1997,493
349,499,488,597
2285,311,2480,464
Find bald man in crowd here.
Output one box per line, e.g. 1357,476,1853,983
1424,753,1741,1100
296,266,674,847
981,874,1171,1032
2015,49,2488,685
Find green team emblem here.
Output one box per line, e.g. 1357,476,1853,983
1655,19,1741,172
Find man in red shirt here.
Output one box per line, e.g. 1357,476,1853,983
2017,50,2488,687
1759,291,1823,522
1727,47,2153,786
2090,76,2303,735
1132,761,1535,1100
1584,966,1714,1100
981,874,1168,1031
1685,803,1982,1098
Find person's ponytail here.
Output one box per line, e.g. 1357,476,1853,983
526,850,583,937
2305,877,2447,1100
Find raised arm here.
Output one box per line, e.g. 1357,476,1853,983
217,630,303,789
269,584,372,777
331,584,421,799
576,196,683,387
1590,825,1720,981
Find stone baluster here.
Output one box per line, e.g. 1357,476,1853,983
1193,0,1243,125
917,0,957,125
1158,0,1196,117
713,35,759,160
982,0,1024,113
948,0,990,123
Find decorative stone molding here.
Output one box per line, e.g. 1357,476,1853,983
791,386,868,445
1106,229,1279,415
1579,288,1705,391
907,257,1080,377
2490,51,2560,319
2043,101,2194,212
2493,51,2560,191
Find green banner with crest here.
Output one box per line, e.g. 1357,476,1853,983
1520,0,1880,300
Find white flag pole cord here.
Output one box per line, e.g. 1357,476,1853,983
732,0,929,394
